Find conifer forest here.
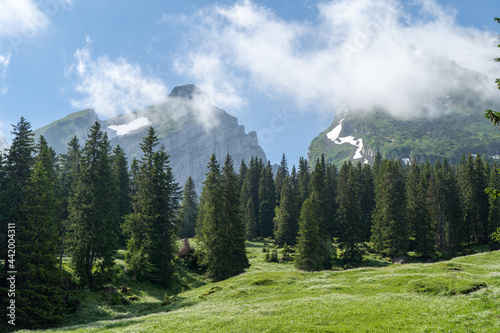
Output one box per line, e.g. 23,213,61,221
1,117,500,330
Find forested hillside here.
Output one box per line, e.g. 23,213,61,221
1,116,500,331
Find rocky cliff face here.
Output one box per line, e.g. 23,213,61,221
35,85,266,193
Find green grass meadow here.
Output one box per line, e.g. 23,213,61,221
22,241,500,333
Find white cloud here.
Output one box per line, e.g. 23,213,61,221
0,0,49,39
70,38,169,118
173,0,500,118
0,53,11,77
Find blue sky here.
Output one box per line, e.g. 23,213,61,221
0,0,499,165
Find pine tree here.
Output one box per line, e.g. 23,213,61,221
371,160,408,257
336,161,363,261
258,161,276,238
123,127,180,286
111,145,131,246
178,176,199,238
67,122,119,286
16,161,65,329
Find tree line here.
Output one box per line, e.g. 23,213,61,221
1,117,499,329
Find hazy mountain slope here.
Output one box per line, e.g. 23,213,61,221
34,85,266,191
309,94,500,166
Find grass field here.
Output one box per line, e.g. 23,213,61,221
22,241,500,333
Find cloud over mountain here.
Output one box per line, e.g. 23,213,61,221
172,0,499,118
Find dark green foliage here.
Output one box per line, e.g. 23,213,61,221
111,145,131,246
295,198,323,271
359,163,375,241
406,158,433,257
458,154,489,244
371,160,408,257
297,157,310,205
275,153,289,205
274,177,299,246
428,159,462,251
2,118,35,259
123,127,180,286
67,122,119,286
16,161,65,329
240,156,264,238
178,176,199,238
196,154,248,281
488,164,500,237
336,161,363,261
258,161,276,238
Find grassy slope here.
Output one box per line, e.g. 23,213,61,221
25,242,500,333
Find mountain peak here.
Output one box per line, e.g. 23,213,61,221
169,84,209,102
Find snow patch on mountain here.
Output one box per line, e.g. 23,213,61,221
326,109,365,161
108,117,152,136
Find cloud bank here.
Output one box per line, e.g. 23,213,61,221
173,0,500,118
70,38,169,118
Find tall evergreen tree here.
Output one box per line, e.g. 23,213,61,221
123,127,180,286
258,161,276,238
111,145,131,246
275,153,289,205
178,176,199,238
371,160,408,257
359,163,375,241
406,158,433,257
16,161,65,329
295,198,323,271
67,122,119,286
2,118,35,266
196,154,248,281
336,161,363,261
488,163,500,238
297,157,310,205
58,137,81,268
221,155,249,276
240,156,263,238
274,176,299,246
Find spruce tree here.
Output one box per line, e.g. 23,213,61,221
2,117,35,264
196,154,248,281
123,127,180,286
111,146,131,220
58,137,81,268
371,160,408,257
274,176,299,246
67,122,119,286
297,157,310,205
336,161,363,261
178,176,199,238
406,158,433,257
488,163,500,238
221,155,249,276
295,198,323,271
275,153,289,205
258,161,276,238
359,163,375,241
16,161,65,329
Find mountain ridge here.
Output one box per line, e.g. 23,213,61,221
34,85,266,192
